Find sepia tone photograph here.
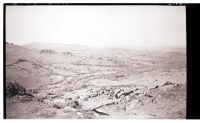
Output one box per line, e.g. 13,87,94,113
5,4,186,119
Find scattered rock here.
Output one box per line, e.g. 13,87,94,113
92,109,109,116
134,93,143,97
76,112,84,117
155,86,159,89
65,97,72,101
145,94,153,97
64,106,76,113
47,92,54,95
88,93,98,98
28,89,39,94
149,86,159,92
19,95,34,103
53,104,63,109
115,89,124,99
163,81,175,86
126,99,140,110
67,100,81,109
16,59,28,63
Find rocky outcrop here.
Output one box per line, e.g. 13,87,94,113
40,49,56,55
6,81,34,102
6,81,27,97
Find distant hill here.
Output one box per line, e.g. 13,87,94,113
23,42,90,52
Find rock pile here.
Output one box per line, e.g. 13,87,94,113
65,97,82,109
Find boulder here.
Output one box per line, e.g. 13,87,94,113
53,104,63,109
163,81,175,86
67,100,82,109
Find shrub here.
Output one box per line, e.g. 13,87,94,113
6,81,26,97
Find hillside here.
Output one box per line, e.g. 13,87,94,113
6,42,186,119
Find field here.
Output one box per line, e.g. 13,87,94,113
5,42,186,119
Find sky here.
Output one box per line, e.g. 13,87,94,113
6,5,186,47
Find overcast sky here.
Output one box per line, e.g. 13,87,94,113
6,5,186,47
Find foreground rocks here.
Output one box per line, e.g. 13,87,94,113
6,78,186,119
